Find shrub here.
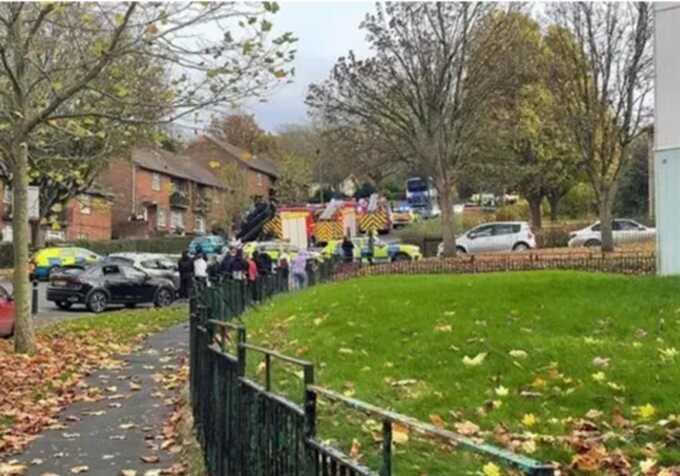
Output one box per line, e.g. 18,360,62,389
494,200,530,221
534,222,591,249
70,236,194,256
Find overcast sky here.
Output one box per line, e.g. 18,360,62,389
239,2,373,133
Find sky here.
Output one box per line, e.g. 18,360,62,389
240,2,374,133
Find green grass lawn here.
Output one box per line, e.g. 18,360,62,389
243,272,680,475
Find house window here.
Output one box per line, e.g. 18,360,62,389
152,172,161,191
79,194,91,215
78,233,88,240
257,172,263,186
157,208,166,228
171,210,184,230
195,215,205,234
3,186,11,204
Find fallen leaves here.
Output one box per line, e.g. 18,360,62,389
462,352,487,367
70,465,89,474
0,330,134,456
635,403,657,421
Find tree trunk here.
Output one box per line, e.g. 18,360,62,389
12,142,36,353
548,194,560,223
528,196,543,230
599,190,614,252
439,181,457,257
31,221,45,249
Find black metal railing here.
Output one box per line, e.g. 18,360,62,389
189,258,557,476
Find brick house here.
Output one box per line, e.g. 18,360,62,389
0,183,113,243
101,146,229,239
184,136,279,201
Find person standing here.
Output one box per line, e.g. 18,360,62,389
341,234,355,263
291,251,308,289
247,251,260,302
367,231,375,265
193,252,209,289
178,251,194,298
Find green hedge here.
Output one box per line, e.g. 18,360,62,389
69,236,193,256
0,236,194,269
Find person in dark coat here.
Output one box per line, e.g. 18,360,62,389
341,235,355,263
178,251,194,298
220,247,237,277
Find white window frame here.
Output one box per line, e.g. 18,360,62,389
157,208,166,228
79,194,92,215
257,172,263,186
171,209,184,230
3,185,10,204
152,172,161,192
195,215,205,234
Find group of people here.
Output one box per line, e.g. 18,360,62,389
177,244,313,300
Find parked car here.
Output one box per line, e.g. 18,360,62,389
567,219,656,248
0,284,15,338
391,202,420,228
47,262,176,313
107,253,180,289
321,237,422,262
437,221,536,256
189,235,226,256
32,247,101,280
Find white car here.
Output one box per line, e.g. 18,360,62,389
438,221,536,255
567,219,656,248
106,252,180,289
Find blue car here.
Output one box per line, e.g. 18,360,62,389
188,235,226,256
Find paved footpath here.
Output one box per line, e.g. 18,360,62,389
15,323,189,476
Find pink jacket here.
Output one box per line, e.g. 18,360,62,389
247,259,258,282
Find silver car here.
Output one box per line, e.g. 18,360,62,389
107,252,180,289
438,221,536,255
567,219,656,247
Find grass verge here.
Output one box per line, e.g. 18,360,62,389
243,272,680,475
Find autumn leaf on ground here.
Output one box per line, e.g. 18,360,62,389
392,422,409,444
482,462,502,476
0,463,27,475
454,421,480,436
140,454,160,464
462,353,487,367
429,414,445,429
349,439,362,459
434,324,452,333
635,403,657,420
522,414,537,428
70,466,89,474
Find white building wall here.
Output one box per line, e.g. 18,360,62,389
655,3,680,275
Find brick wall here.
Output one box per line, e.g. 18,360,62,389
246,169,274,200
64,195,112,241
100,157,135,238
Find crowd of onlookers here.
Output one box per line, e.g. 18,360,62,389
176,244,314,302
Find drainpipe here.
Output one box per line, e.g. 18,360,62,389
131,162,136,217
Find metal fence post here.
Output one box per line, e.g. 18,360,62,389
381,420,392,476
31,280,38,316
303,364,316,476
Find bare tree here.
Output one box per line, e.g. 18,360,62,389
307,3,522,256
0,2,295,352
546,3,653,251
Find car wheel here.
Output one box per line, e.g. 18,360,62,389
513,242,529,252
56,301,72,310
87,291,107,314
392,253,410,262
585,239,601,247
456,246,467,254
155,288,174,308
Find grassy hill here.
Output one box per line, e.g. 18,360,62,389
243,272,680,475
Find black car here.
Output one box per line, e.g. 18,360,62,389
47,262,176,313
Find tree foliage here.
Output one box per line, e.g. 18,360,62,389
545,2,653,250
0,2,296,352
307,3,525,256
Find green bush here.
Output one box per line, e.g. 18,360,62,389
494,200,530,221
69,236,194,256
559,183,596,219
534,222,590,248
